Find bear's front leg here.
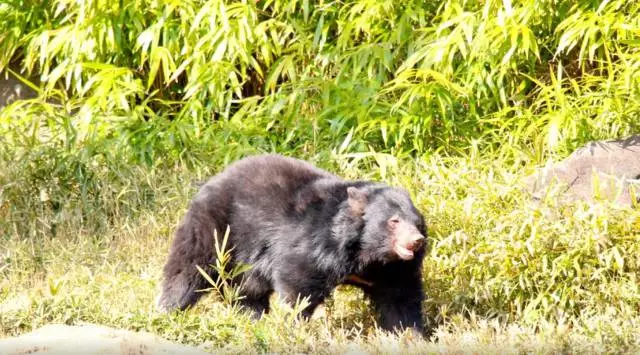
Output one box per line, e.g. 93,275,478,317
364,262,426,336
368,285,425,335
273,262,331,320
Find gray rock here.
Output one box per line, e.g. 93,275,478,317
0,324,210,355
524,135,640,206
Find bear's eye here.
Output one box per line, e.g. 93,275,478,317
388,217,400,225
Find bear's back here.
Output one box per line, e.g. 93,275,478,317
223,154,337,196
193,154,339,218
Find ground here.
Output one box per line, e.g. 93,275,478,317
2,153,640,354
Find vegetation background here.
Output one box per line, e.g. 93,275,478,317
2,0,640,352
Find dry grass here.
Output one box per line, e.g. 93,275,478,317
2,153,640,354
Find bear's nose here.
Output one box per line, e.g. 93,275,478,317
407,234,425,251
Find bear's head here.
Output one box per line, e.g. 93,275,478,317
347,185,427,263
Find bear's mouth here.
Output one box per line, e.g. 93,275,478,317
394,245,415,260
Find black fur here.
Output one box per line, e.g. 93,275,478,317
158,154,427,334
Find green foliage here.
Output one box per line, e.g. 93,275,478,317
414,153,640,328
2,0,640,163
196,226,254,307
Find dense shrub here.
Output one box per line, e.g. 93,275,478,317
2,0,640,161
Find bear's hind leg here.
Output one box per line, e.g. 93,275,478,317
157,210,219,312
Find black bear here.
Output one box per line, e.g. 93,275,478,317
157,154,428,334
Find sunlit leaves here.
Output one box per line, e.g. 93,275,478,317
555,0,640,69
2,0,640,162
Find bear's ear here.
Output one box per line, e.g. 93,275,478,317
347,186,367,215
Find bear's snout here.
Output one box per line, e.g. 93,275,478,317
392,221,425,260
405,234,425,251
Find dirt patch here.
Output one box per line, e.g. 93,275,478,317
0,324,209,355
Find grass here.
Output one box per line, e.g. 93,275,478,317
3,150,640,354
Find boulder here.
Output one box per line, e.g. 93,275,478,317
524,135,640,206
0,324,209,355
